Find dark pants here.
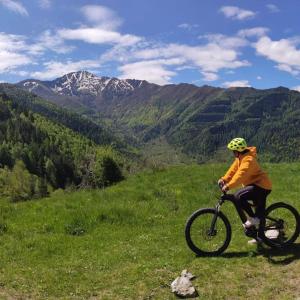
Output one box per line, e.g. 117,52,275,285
232,185,271,223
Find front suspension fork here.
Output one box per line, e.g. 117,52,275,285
208,201,223,235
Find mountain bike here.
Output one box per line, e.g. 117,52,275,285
185,186,300,256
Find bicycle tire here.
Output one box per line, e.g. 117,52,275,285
261,202,300,248
185,208,231,256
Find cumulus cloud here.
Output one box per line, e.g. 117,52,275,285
223,80,251,88
276,64,299,75
58,27,141,46
219,6,256,20
99,31,252,84
81,5,122,30
238,27,270,38
57,5,141,47
202,72,219,81
0,0,28,16
123,35,250,83
133,43,250,72
266,4,280,13
254,36,300,76
200,33,248,48
0,32,32,73
0,51,31,73
30,60,101,80
0,31,74,76
119,59,179,85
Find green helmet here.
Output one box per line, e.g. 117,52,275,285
227,138,247,152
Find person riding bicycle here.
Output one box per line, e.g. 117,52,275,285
218,138,272,233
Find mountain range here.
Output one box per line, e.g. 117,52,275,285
18,71,300,162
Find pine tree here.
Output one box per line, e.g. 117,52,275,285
7,160,33,201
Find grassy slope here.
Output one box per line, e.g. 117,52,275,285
0,163,299,299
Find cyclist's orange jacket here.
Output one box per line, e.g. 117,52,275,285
221,147,272,190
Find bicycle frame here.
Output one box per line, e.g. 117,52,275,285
211,193,285,240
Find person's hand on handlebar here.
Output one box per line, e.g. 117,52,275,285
221,184,229,193
218,179,229,193
218,179,225,187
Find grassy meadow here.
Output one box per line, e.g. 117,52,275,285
0,163,299,299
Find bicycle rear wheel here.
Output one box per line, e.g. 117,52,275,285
185,208,231,256
261,202,300,248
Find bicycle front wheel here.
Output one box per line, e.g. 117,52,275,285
185,208,231,256
261,202,300,248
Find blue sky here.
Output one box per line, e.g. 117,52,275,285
1,0,300,90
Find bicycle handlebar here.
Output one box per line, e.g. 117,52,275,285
218,182,227,195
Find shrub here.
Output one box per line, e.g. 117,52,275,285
65,213,93,236
7,160,34,202
79,147,124,188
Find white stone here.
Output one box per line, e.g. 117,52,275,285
171,270,198,298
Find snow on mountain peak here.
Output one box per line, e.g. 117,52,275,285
51,71,137,96
22,81,40,92
19,71,148,99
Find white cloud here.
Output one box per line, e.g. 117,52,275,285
276,64,299,75
133,44,249,71
38,0,51,9
257,76,262,80
57,5,141,47
238,27,270,38
254,36,300,76
58,27,141,47
30,60,101,80
200,33,248,48
219,6,256,20
119,59,178,85
0,32,32,73
36,30,74,54
0,50,31,73
100,31,251,83
129,41,250,81
178,23,199,31
81,5,122,30
0,0,28,16
10,70,30,77
0,32,26,50
223,80,251,88
292,86,300,92
202,72,219,81
266,4,280,13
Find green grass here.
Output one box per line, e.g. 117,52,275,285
0,163,299,299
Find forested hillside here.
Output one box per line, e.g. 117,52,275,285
0,93,123,201
0,83,131,153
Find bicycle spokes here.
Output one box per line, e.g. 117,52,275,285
189,212,228,253
264,204,299,246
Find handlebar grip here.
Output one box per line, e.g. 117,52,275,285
218,182,227,195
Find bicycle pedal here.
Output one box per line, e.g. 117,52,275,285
244,227,257,238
